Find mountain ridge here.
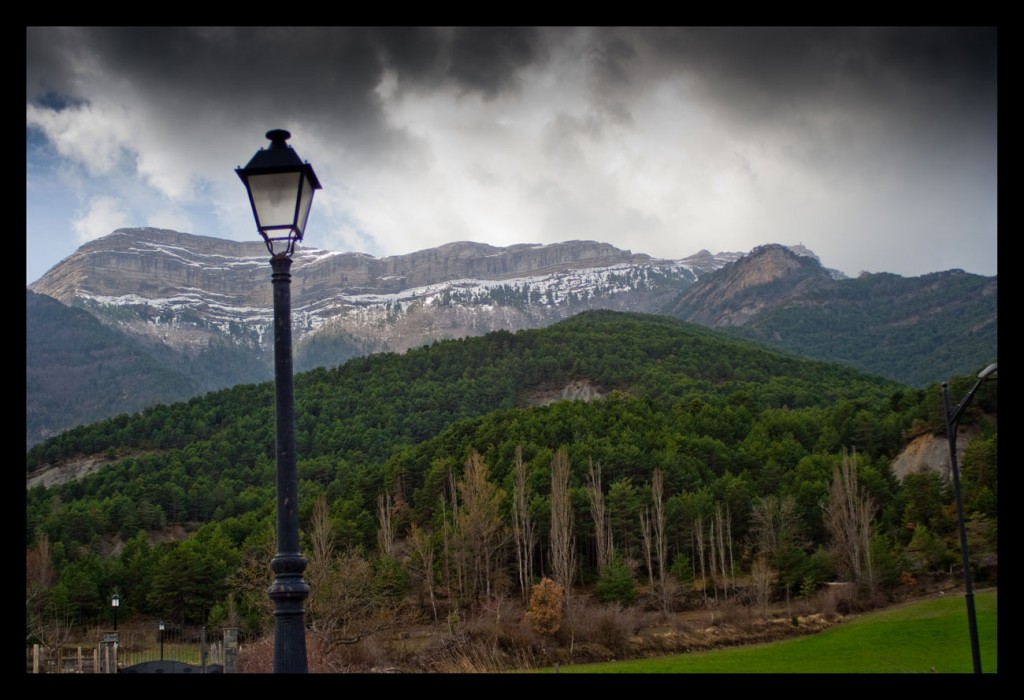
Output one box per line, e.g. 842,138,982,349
26,228,995,448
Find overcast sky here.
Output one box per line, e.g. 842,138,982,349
26,27,997,285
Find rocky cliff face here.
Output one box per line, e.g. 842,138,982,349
889,430,991,482
30,228,738,360
666,244,837,327
35,230,669,305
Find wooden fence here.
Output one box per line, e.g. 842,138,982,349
27,626,238,673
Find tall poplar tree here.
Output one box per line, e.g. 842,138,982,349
824,449,876,596
511,445,536,603
549,447,575,599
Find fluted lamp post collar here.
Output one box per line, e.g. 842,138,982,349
236,129,322,258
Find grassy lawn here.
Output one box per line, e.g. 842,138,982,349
545,589,997,674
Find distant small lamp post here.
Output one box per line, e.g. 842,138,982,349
159,621,165,661
111,593,120,631
237,129,321,673
942,361,997,675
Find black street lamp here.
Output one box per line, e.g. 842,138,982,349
159,621,165,661
111,593,119,631
942,361,997,675
237,129,321,673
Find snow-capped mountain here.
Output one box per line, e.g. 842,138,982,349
30,228,750,360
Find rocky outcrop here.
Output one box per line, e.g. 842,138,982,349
526,379,606,407
667,244,835,327
890,430,988,482
890,433,953,481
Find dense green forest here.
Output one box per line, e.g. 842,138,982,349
723,269,997,388
25,291,200,448
25,311,997,666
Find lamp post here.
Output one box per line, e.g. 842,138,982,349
237,129,321,673
942,361,997,675
159,621,165,661
111,593,119,631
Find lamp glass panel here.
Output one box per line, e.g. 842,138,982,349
295,174,316,236
248,171,303,230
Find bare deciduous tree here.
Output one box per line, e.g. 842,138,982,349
456,451,506,602
824,449,877,596
750,554,774,619
376,491,396,557
442,468,464,600
408,523,438,622
549,447,576,598
511,445,536,603
641,505,655,593
306,494,339,634
309,549,406,650
724,504,736,598
708,511,724,597
228,530,276,631
693,516,708,604
306,495,412,654
26,533,59,647
308,495,335,590
700,503,735,602
750,494,800,561
587,459,612,574
712,503,734,601
652,469,670,616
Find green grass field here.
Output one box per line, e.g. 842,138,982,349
547,589,997,674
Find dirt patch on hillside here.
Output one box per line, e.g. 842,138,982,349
26,456,108,489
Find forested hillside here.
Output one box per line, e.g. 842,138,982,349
720,268,997,388
26,291,200,448
25,311,998,671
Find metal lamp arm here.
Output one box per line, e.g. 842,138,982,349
946,378,983,430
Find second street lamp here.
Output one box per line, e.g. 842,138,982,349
237,129,322,673
111,592,119,631
942,361,997,675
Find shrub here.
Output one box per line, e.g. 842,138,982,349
594,555,637,606
670,553,693,584
818,582,856,617
572,603,638,656
525,577,564,636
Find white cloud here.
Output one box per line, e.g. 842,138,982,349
72,196,130,244
146,207,194,235
26,101,133,176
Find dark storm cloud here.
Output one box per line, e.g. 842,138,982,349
26,27,552,154
27,28,388,145
446,27,546,98
640,26,996,129
26,26,996,123
26,27,548,109
589,36,639,89
26,27,87,101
